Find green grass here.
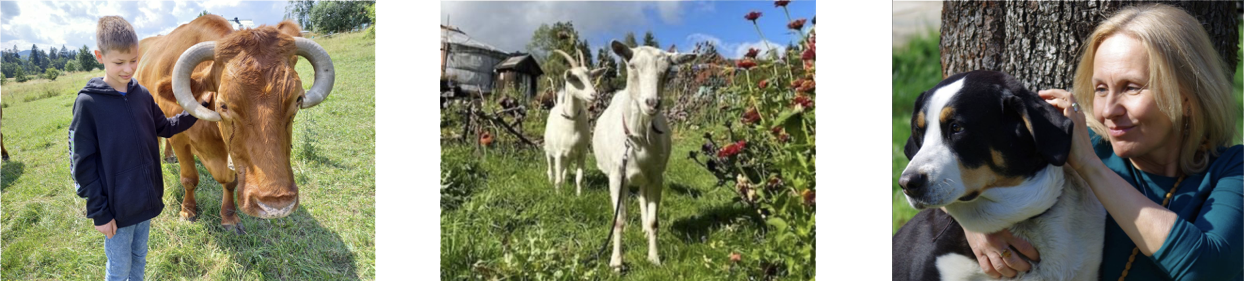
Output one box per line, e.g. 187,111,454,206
892,24,1244,234
440,123,777,279
1,31,375,279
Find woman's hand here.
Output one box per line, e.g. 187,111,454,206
95,219,116,239
1037,89,1095,172
964,227,1041,278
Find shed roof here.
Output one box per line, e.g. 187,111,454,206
494,54,543,77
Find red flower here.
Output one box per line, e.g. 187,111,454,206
744,11,762,21
774,0,791,7
802,32,816,61
797,79,815,93
742,107,760,125
758,79,769,89
787,18,807,30
730,252,743,263
790,78,803,89
793,94,814,108
718,140,747,158
744,48,760,58
736,59,757,69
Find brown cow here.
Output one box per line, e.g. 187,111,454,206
135,15,334,234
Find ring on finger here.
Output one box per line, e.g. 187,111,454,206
1072,102,1080,112
1002,248,1012,259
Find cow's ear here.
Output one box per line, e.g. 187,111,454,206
155,73,213,105
276,20,302,37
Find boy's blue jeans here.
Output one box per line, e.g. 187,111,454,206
104,219,150,281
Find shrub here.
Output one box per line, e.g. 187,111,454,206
14,66,29,82
44,68,59,81
64,60,80,73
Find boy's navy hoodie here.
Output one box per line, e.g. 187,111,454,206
70,77,197,228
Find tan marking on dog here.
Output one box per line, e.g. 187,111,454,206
915,111,926,128
991,149,1006,171
940,107,955,124
959,160,1026,196
1021,114,1034,137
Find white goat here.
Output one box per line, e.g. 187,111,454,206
544,49,605,195
593,40,695,269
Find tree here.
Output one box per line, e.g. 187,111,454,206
642,30,660,48
14,65,28,82
526,22,593,91
309,1,372,33
284,0,316,31
65,59,80,72
941,1,1239,91
623,32,639,48
198,10,210,18
595,46,620,93
29,44,43,73
78,45,98,72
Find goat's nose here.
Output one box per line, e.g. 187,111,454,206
898,172,928,195
646,98,660,109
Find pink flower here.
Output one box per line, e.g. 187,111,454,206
787,18,807,30
758,79,769,89
730,252,743,263
744,11,762,21
774,0,791,7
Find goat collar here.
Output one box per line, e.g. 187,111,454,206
560,108,585,120
622,110,664,137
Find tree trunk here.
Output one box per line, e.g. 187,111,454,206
940,1,1239,91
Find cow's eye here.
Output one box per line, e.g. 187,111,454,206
950,122,963,133
220,103,228,110
297,96,304,105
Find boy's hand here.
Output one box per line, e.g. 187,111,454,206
95,219,117,239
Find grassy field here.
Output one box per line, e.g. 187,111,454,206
440,115,781,279
892,25,1244,234
1,31,375,279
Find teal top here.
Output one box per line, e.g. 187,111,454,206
1090,131,1243,280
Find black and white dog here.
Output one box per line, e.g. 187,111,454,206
893,71,1105,280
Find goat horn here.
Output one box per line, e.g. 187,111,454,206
552,49,578,68
576,49,585,68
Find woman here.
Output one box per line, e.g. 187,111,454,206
964,4,1243,280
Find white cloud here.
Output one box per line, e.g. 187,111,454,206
440,1,686,53
683,33,786,59
1,1,288,53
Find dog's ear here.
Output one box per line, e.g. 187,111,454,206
904,90,930,160
1004,89,1073,166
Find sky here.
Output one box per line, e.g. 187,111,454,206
440,1,816,59
0,1,290,54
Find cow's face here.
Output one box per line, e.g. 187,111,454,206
213,30,306,218
611,40,695,116
899,71,1073,209
167,21,335,219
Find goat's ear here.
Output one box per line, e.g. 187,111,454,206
671,53,697,65
611,40,632,61
589,67,607,78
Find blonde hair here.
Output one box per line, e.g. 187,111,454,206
96,16,137,54
1072,4,1238,175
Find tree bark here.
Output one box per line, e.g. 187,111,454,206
941,1,1240,91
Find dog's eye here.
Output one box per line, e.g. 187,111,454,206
950,122,963,133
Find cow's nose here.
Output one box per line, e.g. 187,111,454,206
899,172,928,195
645,98,660,109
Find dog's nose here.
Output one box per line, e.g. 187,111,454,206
899,172,928,195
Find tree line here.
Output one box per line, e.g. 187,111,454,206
1,44,100,83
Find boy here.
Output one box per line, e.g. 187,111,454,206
69,16,197,281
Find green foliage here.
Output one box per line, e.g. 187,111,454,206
43,68,59,81
526,22,592,91
441,151,484,211
78,45,99,72
198,10,210,18
64,60,79,73
309,1,373,33
891,30,942,233
13,65,28,82
691,26,816,279
623,32,639,48
2,62,18,78
285,0,317,31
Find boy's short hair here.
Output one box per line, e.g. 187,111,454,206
96,16,137,54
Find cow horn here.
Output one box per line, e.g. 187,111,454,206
295,37,336,109
552,49,578,68
172,41,221,121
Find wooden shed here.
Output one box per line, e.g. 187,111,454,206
493,54,544,99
